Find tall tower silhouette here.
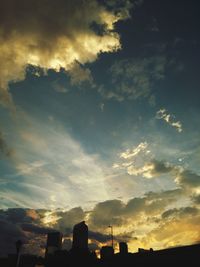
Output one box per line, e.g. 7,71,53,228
72,221,88,250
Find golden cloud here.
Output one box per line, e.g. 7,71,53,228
0,0,130,108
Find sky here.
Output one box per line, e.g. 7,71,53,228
0,0,200,257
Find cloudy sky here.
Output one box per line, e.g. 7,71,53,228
0,0,200,256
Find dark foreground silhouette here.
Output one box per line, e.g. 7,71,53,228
1,244,200,267
0,221,199,267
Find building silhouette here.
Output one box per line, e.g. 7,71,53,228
72,221,88,251
45,232,63,257
119,242,128,254
138,247,153,253
100,246,114,260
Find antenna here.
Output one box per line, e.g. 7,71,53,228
108,225,114,249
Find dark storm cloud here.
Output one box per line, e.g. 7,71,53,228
55,207,85,232
0,219,27,256
150,159,174,175
89,231,110,243
144,189,183,200
88,199,124,228
0,208,41,224
21,223,55,235
89,230,134,246
176,170,200,190
162,206,199,219
125,189,180,217
115,231,137,243
0,0,132,108
4,209,32,223
88,188,182,229
191,194,200,205
0,208,55,256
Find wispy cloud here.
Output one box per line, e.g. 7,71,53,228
0,116,109,209
99,56,167,102
156,108,183,132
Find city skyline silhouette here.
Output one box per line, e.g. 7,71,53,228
1,220,200,266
